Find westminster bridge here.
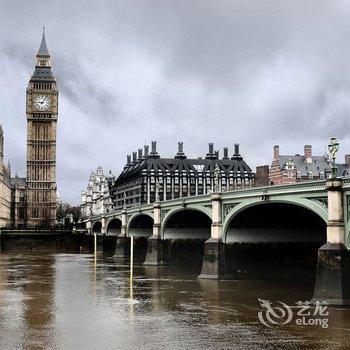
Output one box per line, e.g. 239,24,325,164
84,177,350,305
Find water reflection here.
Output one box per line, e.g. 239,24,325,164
0,252,349,349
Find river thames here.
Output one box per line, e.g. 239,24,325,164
0,252,350,350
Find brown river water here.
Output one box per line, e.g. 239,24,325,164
0,252,350,350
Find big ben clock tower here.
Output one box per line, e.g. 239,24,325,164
26,28,58,228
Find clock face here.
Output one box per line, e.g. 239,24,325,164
33,94,51,111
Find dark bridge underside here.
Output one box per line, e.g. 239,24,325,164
225,203,327,278
129,215,153,237
107,219,122,236
162,210,211,266
163,210,211,239
226,203,326,243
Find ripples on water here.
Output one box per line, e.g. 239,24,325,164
0,252,350,350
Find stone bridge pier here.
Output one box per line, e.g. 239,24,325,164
143,202,163,265
313,179,350,305
198,193,226,279
114,210,130,259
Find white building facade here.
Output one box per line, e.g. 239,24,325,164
80,167,115,219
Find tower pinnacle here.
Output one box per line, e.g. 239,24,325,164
37,26,50,57
35,27,51,68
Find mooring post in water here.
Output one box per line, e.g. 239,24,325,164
130,236,134,299
94,233,97,260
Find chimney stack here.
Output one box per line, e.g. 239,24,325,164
205,143,216,159
149,141,160,158
151,141,157,154
144,145,149,157
223,147,229,159
127,155,131,165
231,143,243,160
132,151,137,162
215,150,219,159
345,154,350,165
273,145,280,159
304,145,312,159
138,148,143,160
175,142,186,159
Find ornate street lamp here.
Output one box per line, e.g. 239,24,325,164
328,136,340,179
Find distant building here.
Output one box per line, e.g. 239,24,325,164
0,125,12,228
80,167,115,219
10,175,27,229
111,141,255,210
269,144,350,185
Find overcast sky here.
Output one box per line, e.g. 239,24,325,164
1,0,350,204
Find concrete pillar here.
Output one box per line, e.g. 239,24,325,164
144,202,165,265
199,193,227,279
114,210,130,259
313,179,350,305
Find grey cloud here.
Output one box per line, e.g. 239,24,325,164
1,0,350,204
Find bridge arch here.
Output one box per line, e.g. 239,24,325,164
106,218,122,236
161,207,212,266
223,197,328,241
127,213,154,237
162,207,212,239
127,213,154,262
161,206,212,238
222,200,327,279
92,221,102,235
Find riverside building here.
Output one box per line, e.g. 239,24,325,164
111,141,255,210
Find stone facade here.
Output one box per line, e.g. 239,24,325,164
26,29,58,228
269,144,350,185
0,125,12,228
80,167,115,219
10,175,27,229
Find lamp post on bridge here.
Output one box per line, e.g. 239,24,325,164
313,136,350,305
328,136,339,179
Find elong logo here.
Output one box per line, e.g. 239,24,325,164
258,299,329,329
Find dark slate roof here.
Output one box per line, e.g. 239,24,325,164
336,164,350,177
115,156,254,185
279,155,331,176
37,29,50,57
278,154,350,177
31,67,54,81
